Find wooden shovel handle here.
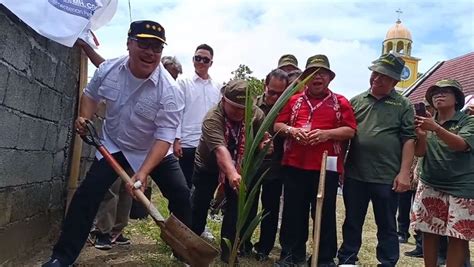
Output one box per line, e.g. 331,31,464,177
311,150,328,267
96,145,165,223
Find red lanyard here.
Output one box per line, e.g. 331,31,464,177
302,91,332,124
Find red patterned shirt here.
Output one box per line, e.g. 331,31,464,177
276,90,356,172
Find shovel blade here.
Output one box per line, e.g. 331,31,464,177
160,214,219,267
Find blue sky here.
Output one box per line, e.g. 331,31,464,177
93,0,474,98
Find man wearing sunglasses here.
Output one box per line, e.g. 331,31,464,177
42,20,191,267
174,44,220,188
173,44,220,242
245,69,289,261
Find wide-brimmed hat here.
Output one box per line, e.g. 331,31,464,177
222,79,248,108
425,79,465,111
128,20,167,44
301,54,336,80
368,53,405,81
277,54,299,70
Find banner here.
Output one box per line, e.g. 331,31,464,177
0,0,117,47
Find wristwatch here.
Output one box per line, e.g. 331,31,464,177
284,126,293,136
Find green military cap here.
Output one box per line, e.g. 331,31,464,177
278,54,299,70
303,54,336,80
368,53,405,81
128,20,167,44
222,79,248,108
425,79,465,111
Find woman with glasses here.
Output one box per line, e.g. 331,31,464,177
412,79,474,267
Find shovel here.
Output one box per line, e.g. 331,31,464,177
81,120,219,267
311,150,328,267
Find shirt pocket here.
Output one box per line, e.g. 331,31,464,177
134,100,159,121
98,85,120,101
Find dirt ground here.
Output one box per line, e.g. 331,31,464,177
9,195,473,267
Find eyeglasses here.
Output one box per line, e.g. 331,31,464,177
193,55,211,64
130,37,163,53
432,88,454,96
266,87,284,97
314,70,331,77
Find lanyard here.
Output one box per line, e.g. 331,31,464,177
302,91,332,124
224,117,242,161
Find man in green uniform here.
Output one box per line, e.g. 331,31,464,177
338,53,415,266
248,69,289,261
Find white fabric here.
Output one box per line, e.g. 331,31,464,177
176,74,221,148
85,56,183,171
0,0,117,47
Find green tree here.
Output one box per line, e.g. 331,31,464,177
230,64,264,96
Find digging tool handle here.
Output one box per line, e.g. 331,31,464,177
311,150,328,267
81,120,165,223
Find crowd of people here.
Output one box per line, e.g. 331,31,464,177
42,20,473,267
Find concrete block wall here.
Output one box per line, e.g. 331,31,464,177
0,5,80,263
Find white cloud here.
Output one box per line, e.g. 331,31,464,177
93,0,473,98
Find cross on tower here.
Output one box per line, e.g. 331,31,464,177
396,9,403,22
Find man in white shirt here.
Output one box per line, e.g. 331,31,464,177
42,20,190,267
173,44,221,189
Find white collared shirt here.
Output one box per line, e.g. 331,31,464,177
176,73,221,148
84,56,184,171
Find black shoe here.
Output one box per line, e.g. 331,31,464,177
398,234,409,243
404,248,423,258
41,258,69,267
112,234,131,245
94,233,112,250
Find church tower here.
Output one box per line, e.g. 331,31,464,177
382,12,420,91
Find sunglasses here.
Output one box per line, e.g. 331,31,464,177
130,37,163,53
193,55,211,64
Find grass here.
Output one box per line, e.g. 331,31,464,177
124,185,472,266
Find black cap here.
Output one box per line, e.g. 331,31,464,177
128,20,166,44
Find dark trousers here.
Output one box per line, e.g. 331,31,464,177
253,178,283,255
279,167,339,264
397,190,414,238
190,168,219,235
338,178,399,266
52,153,191,265
179,147,196,189
220,178,257,258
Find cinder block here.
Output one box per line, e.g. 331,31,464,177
0,188,12,226
54,62,79,98
56,125,71,151
37,87,61,122
4,72,40,115
10,184,51,221
17,116,49,150
44,123,58,152
0,62,9,103
25,151,53,183
30,47,57,88
0,18,31,72
0,149,27,187
52,151,65,178
0,107,20,148
0,213,57,263
50,177,66,208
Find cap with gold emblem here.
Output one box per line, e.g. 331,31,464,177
278,54,299,70
303,54,336,80
128,20,166,44
368,53,405,81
